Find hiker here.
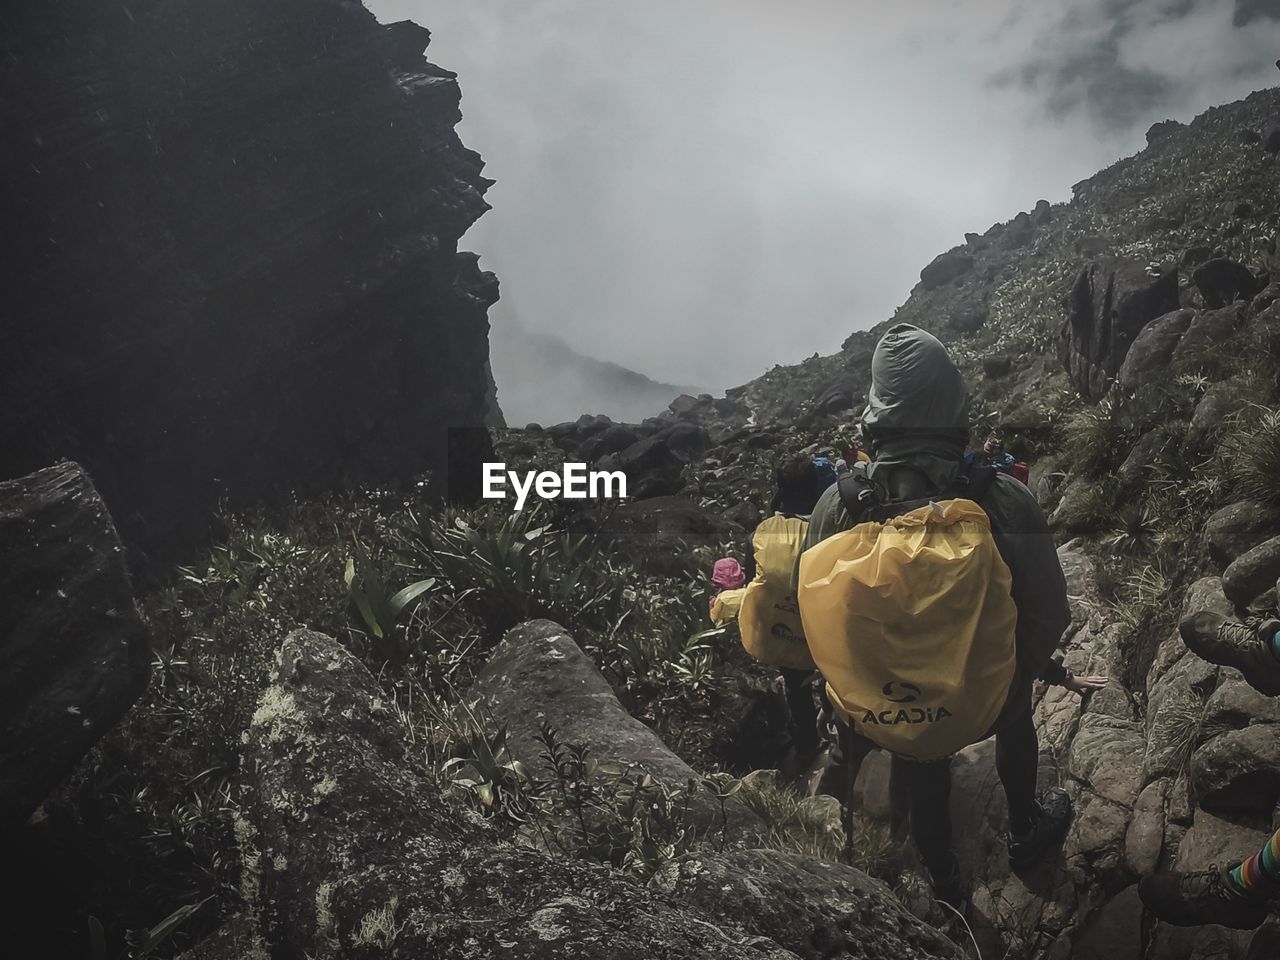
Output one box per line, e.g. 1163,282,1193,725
796,323,1105,907
708,556,747,626
811,455,839,494
967,434,1016,472
735,455,832,769
1139,611,1280,929
967,434,1032,485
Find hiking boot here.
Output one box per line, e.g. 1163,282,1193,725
1139,864,1271,930
928,854,969,916
1007,787,1072,870
1179,613,1280,695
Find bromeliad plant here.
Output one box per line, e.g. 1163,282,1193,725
343,539,435,665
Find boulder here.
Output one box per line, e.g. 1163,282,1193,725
1203,501,1280,567
1252,282,1280,315
1061,259,1180,400
1033,198,1053,225
1146,119,1183,143
1265,123,1280,154
1123,780,1167,875
654,421,711,461
1070,886,1142,960
1116,427,1175,491
812,383,855,415
651,849,963,960
1050,478,1106,534
0,461,151,826
1192,258,1266,309
1191,725,1280,814
669,395,703,418
1223,535,1280,609
1175,808,1270,872
579,423,642,461
919,251,974,289
603,437,687,499
1182,245,1216,267
237,627,794,960
1172,303,1248,365
982,355,1013,379
474,620,765,842
1182,380,1238,458
1204,675,1280,729
1115,308,1195,393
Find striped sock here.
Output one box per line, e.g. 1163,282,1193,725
1230,827,1280,895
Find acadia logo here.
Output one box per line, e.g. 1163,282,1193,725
860,680,953,726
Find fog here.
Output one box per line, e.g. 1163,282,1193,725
368,0,1280,424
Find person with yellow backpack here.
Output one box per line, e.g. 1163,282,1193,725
718,455,832,769
797,323,1104,908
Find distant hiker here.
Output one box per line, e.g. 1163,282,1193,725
967,434,1031,485
811,456,839,494
738,456,831,769
708,557,747,626
797,323,1103,908
1140,611,1280,929
967,434,1015,472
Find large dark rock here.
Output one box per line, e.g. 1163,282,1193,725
0,461,150,826
919,250,974,289
1203,501,1280,567
1061,259,1180,400
602,437,688,499
236,627,794,959
651,849,962,960
1193,258,1267,308
473,621,765,843
1191,725,1280,815
0,2,497,566
1223,535,1280,609
1114,308,1194,393
1172,303,1248,364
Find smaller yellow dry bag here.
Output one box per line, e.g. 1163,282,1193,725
738,515,816,670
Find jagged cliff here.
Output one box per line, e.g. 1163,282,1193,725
0,0,498,566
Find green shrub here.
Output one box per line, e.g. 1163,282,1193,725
1223,406,1280,506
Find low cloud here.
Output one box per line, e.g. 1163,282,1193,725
369,0,1280,421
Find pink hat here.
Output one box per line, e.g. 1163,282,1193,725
711,557,746,590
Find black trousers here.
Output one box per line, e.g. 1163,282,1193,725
780,667,821,753
839,693,1040,877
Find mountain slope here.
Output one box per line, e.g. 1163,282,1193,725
492,323,699,425
737,87,1280,436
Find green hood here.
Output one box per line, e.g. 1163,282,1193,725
861,323,970,451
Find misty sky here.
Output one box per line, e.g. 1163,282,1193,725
367,0,1280,420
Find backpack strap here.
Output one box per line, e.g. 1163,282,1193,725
948,462,999,505
836,471,879,518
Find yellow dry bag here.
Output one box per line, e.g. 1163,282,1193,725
738,515,816,670
798,469,1017,761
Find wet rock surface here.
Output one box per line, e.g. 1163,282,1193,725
1062,259,1180,400
474,620,766,842
0,461,150,826
652,849,963,960
238,628,801,959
